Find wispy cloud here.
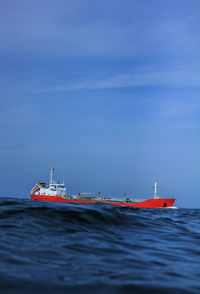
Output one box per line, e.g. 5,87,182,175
36,67,200,93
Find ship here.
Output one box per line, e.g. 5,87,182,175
30,168,175,208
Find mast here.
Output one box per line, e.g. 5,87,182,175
153,182,157,199
50,168,54,185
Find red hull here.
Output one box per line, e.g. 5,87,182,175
30,194,175,208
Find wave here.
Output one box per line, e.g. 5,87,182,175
0,197,199,294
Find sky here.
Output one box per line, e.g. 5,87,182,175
0,0,199,208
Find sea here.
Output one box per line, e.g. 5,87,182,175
0,197,199,294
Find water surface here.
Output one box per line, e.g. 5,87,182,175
0,197,199,294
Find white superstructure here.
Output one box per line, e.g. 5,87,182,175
31,168,66,197
153,182,158,199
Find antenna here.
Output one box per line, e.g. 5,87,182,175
153,182,157,199
50,168,54,185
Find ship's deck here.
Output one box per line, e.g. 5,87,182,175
62,195,139,204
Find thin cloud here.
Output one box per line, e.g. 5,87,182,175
37,67,200,93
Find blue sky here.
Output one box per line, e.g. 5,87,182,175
0,0,199,207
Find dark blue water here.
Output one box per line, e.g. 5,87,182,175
0,197,199,294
